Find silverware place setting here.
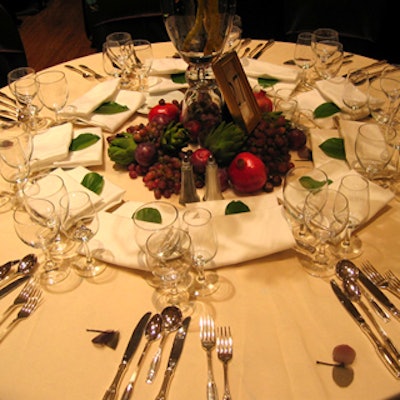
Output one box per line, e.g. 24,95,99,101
64,64,105,81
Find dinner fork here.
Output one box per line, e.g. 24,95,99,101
216,326,233,400
200,316,218,400
361,261,400,301
385,270,400,297
0,295,41,343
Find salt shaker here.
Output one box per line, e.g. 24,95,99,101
179,154,200,205
204,154,224,201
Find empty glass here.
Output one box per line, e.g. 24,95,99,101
368,78,393,125
314,40,344,80
379,65,400,125
131,39,153,92
342,69,369,116
294,32,316,90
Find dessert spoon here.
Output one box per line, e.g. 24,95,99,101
0,254,38,284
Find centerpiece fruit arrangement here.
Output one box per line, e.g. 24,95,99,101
106,90,307,199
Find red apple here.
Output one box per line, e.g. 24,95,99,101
190,148,211,174
253,89,273,113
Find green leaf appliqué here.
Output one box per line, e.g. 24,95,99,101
314,102,341,118
94,101,129,114
133,207,162,223
69,133,100,151
319,137,346,160
171,73,186,84
81,172,104,194
225,200,251,215
257,77,279,87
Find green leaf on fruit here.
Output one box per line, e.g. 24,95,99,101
81,172,104,194
225,200,250,215
313,102,341,118
69,133,100,151
94,101,129,114
319,138,346,160
133,207,162,223
171,73,186,84
257,77,279,87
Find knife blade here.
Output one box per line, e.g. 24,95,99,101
0,274,31,299
155,316,191,400
330,279,400,378
102,311,151,400
253,39,275,59
358,271,400,321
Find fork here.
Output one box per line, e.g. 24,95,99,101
216,326,233,400
0,278,40,325
200,316,218,400
384,271,400,299
362,261,400,301
0,295,41,343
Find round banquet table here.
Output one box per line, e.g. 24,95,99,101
1,41,400,400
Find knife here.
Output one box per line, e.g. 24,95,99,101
358,271,400,321
330,279,400,378
78,64,105,80
0,275,31,299
253,39,275,59
155,316,191,400
102,311,151,400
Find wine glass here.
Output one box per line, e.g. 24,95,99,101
311,28,339,47
145,227,193,314
282,166,329,254
355,123,394,182
313,40,344,80
13,197,70,286
368,77,392,125
379,65,400,125
384,121,400,195
303,189,349,277
131,39,154,92
342,69,369,117
335,174,369,258
182,207,219,297
102,32,132,78
36,70,69,124
294,32,316,91
59,191,107,278
22,173,74,257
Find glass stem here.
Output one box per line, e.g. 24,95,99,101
342,227,352,248
82,241,93,265
42,246,57,272
195,259,206,284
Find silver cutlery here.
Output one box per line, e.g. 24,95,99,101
200,315,218,400
78,64,106,80
330,279,400,378
253,39,275,59
64,64,94,79
342,59,388,78
236,37,251,54
385,270,400,295
247,43,263,58
0,275,32,299
0,91,17,105
216,326,233,400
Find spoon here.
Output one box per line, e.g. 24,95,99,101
336,259,390,322
0,254,37,282
343,278,400,361
64,65,93,79
146,306,183,383
120,313,162,400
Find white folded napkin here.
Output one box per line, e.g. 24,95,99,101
150,58,188,75
241,58,300,82
69,78,120,115
31,123,73,170
147,76,188,94
138,90,185,114
54,127,103,168
87,195,295,271
51,166,125,211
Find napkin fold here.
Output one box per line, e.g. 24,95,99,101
150,58,188,75
31,123,73,170
241,58,300,82
53,127,103,168
87,195,295,271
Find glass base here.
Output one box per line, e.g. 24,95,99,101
333,236,364,260
189,271,220,297
73,257,107,278
296,246,338,278
40,264,70,286
151,289,194,317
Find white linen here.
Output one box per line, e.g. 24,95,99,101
147,76,188,94
87,195,296,271
150,58,188,75
53,127,103,168
31,123,73,169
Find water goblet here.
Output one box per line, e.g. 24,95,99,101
36,70,69,124
313,40,344,80
383,121,400,195
131,39,154,92
294,32,316,90
303,189,349,277
379,65,400,124
342,69,369,117
145,227,193,314
368,78,393,125
13,197,70,286
311,28,339,48
182,207,219,297
335,174,370,258
59,191,107,278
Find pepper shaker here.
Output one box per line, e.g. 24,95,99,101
179,154,200,205
204,154,224,201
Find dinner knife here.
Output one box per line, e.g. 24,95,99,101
0,275,31,299
155,316,191,400
358,271,400,321
102,311,151,400
330,279,400,378
253,39,275,59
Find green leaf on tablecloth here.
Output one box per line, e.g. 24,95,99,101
69,133,100,151
257,77,279,87
319,137,346,160
94,101,129,114
81,172,104,194
313,102,341,118
299,176,327,190
133,207,162,223
171,73,186,84
225,200,250,215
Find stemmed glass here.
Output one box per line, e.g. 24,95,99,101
36,70,69,124
313,40,344,80
145,227,193,314
131,39,154,92
303,189,349,277
342,69,369,117
379,65,400,125
335,174,370,258
102,31,132,79
182,207,219,297
13,197,70,286
59,191,107,278
368,78,392,125
293,32,316,91
384,121,400,195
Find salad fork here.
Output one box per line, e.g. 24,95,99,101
200,315,218,400
0,295,41,343
385,271,400,297
216,326,233,400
